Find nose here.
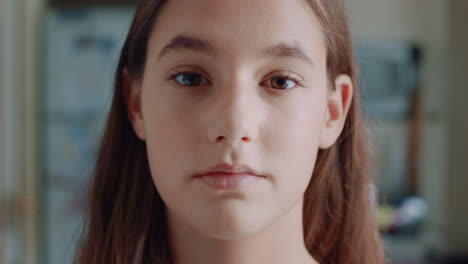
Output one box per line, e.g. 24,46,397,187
207,77,259,146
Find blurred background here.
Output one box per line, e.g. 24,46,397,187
0,0,467,263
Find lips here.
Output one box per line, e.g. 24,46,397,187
193,163,267,189
194,162,266,178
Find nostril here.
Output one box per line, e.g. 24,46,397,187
215,136,250,142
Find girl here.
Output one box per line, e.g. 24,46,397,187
75,0,386,263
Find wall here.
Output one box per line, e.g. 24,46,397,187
0,0,5,261
447,0,468,253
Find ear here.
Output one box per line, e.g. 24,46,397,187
123,67,146,141
319,74,353,149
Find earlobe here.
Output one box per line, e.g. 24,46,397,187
319,74,354,149
123,68,146,141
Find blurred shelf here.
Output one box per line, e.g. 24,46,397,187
45,110,105,122
383,234,427,264
49,0,135,7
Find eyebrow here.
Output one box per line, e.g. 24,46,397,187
157,33,315,67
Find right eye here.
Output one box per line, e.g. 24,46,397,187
171,71,211,87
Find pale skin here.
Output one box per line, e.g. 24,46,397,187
125,0,353,263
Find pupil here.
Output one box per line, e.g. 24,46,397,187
275,78,286,88
184,74,200,85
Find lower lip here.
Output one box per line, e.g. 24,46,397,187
195,173,264,189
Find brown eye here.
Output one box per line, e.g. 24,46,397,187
270,77,296,90
266,72,303,90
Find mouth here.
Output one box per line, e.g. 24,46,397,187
194,172,265,189
193,163,267,189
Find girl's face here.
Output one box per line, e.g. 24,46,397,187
128,0,351,239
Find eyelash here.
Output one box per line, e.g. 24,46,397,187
168,69,304,90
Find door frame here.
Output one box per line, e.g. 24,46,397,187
1,0,44,263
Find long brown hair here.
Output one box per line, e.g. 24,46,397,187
75,0,386,263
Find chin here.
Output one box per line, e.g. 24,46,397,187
192,207,272,241
201,223,264,241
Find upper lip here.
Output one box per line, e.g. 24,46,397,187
195,162,266,178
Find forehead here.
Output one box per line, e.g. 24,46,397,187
148,0,326,65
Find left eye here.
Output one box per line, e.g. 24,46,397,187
267,76,298,90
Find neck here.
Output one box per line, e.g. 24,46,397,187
166,197,319,264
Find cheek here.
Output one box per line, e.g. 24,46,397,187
265,95,327,194
267,93,326,152
139,93,196,196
